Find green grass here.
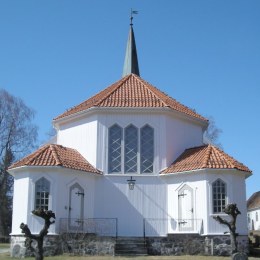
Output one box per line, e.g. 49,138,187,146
0,244,9,249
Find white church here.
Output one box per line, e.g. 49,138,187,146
8,17,252,256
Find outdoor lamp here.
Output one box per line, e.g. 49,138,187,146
127,176,136,190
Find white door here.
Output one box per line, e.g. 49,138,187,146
69,183,84,230
178,185,194,231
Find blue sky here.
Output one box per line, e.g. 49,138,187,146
0,0,259,198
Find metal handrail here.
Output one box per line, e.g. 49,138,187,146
59,218,118,238
143,218,203,238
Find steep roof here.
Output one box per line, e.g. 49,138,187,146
247,191,260,210
8,144,101,174
122,24,140,77
54,74,207,122
162,144,251,174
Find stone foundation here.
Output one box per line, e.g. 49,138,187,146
10,233,248,257
146,234,205,255
11,234,115,257
145,234,248,256
11,235,62,258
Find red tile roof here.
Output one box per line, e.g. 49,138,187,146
54,74,207,122
8,144,101,174
247,191,260,210
162,144,251,174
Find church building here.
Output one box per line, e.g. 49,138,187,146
8,17,251,256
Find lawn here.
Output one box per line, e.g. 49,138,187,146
0,245,9,249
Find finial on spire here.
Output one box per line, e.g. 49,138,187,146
130,9,138,26
122,9,140,77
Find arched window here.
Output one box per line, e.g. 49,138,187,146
141,125,154,173
108,125,122,173
125,125,138,173
212,179,226,213
256,212,258,222
35,177,50,210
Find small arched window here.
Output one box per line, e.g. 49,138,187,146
256,212,258,222
35,177,50,210
212,179,226,213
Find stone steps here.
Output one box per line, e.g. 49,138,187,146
114,237,147,256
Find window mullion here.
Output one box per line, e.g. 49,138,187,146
122,128,125,174
138,128,140,174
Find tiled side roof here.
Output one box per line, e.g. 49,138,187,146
247,191,260,210
55,74,207,122
162,144,251,174
8,144,101,174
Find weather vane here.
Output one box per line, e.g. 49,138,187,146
130,8,138,26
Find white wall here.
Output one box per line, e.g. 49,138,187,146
164,114,204,167
94,175,167,236
163,170,248,236
57,114,98,167
164,172,208,234
11,173,30,234
11,167,248,237
205,170,248,235
248,208,260,231
55,110,205,173
11,167,99,235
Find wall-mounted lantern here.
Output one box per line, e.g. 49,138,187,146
127,176,136,190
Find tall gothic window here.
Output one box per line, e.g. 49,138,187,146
141,125,154,173
108,124,154,174
108,125,122,173
125,125,138,173
212,179,226,213
35,177,50,210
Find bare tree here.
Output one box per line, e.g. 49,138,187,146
203,116,222,148
0,89,38,236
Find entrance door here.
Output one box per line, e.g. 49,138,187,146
69,183,84,230
178,184,194,231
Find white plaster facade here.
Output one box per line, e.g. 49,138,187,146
248,208,260,231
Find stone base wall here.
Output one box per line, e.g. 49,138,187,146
10,233,248,257
146,234,248,256
205,235,249,256
146,234,206,255
10,234,115,258
11,235,63,258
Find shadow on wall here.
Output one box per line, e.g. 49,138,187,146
94,175,168,237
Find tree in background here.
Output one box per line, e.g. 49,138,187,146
203,116,222,148
0,89,38,237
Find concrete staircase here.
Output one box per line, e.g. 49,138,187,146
114,237,148,256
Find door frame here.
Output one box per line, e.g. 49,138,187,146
178,184,194,231
68,182,85,229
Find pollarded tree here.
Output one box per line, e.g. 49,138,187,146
0,89,38,236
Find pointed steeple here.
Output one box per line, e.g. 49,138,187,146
122,10,140,77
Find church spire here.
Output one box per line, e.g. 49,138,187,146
122,10,140,77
